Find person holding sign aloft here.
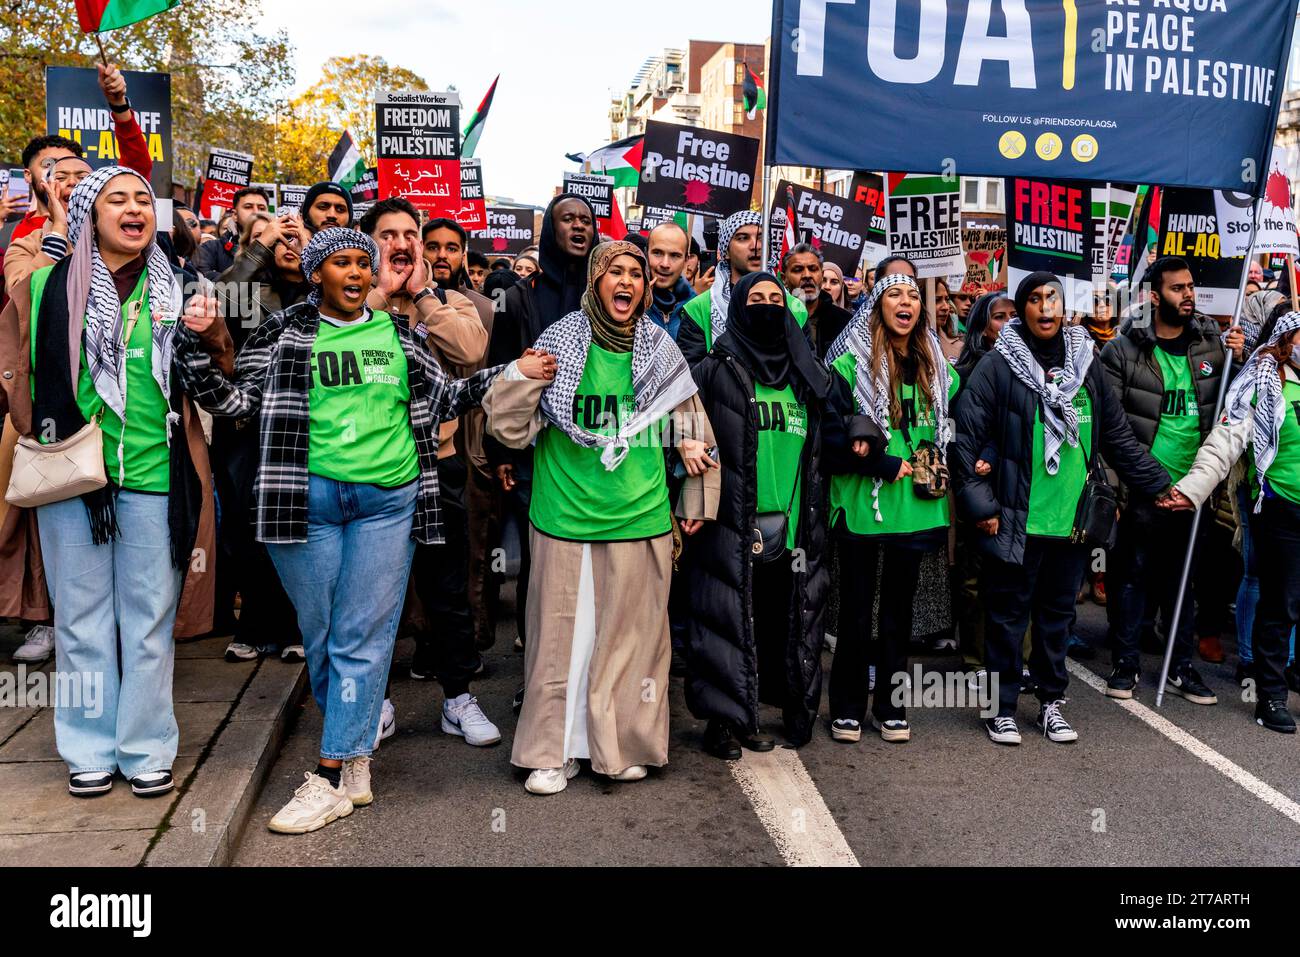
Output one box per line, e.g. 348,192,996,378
1163,314,1300,734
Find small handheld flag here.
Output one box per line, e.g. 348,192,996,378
742,63,767,121
780,185,799,264
462,74,499,159
75,0,180,33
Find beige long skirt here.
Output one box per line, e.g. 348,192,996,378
511,527,673,775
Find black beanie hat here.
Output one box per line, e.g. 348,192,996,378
1014,270,1063,319
302,181,354,225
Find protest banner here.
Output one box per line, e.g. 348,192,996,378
770,178,875,273
1247,146,1299,256
1006,176,1095,312
564,172,614,221
250,182,278,213
961,222,1008,294
886,172,964,279
637,119,760,218
1214,188,1258,258
470,205,535,255
376,90,461,217
767,0,1297,193
351,166,379,205
46,65,172,222
1105,183,1140,276
849,170,889,263
457,158,487,230
279,184,309,214
1157,187,1247,315
199,147,253,220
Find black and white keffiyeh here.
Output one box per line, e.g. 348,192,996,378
300,227,378,305
1225,312,1300,511
826,273,953,523
533,309,697,470
708,210,763,342
65,165,182,467
994,320,1095,474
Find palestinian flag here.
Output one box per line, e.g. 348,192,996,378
742,63,767,120
462,74,498,159
76,0,179,32
780,184,799,263
328,130,367,193
567,135,643,189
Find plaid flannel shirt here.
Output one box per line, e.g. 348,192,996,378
177,302,503,545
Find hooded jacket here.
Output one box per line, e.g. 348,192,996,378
683,273,832,743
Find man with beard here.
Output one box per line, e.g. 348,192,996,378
781,242,851,358
1101,257,1245,704
645,222,694,339
358,197,499,747
423,216,501,651
301,181,353,234
484,194,597,664
677,210,807,365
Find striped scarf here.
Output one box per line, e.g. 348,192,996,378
708,210,763,342
1225,312,1300,511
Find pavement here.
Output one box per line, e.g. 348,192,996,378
232,587,1300,868
0,623,304,867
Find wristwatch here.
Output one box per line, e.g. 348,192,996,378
413,288,434,305
109,97,132,114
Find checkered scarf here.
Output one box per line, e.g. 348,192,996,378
300,227,378,306
533,307,697,471
1225,312,1300,512
994,320,1094,475
65,166,182,449
709,210,763,342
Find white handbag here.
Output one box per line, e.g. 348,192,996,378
5,417,107,508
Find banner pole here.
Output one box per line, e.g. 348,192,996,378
761,164,774,269
1290,253,1299,312
93,34,109,67
1154,194,1261,707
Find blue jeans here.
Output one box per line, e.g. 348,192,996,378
1235,484,1295,666
267,475,417,760
37,491,183,777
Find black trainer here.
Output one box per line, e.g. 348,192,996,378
703,719,742,760
68,771,114,797
1166,665,1217,705
1256,698,1297,734
1105,663,1139,699
129,770,174,797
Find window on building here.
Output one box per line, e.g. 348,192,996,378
963,179,981,207
733,103,746,126
984,179,1002,210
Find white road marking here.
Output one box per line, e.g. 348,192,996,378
728,746,860,867
1067,659,1300,826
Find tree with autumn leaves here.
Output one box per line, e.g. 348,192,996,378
0,1,429,188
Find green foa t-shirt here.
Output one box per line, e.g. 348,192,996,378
307,312,419,488
30,266,170,493
1026,388,1093,538
828,351,959,536
1249,379,1300,507
530,344,671,541
1150,345,1201,485
682,286,808,351
754,382,807,551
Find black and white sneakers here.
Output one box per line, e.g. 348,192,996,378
130,771,174,797
985,716,1022,745
1165,666,1218,706
1036,701,1079,743
1255,698,1297,734
68,771,114,797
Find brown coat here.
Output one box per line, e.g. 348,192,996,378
0,263,235,636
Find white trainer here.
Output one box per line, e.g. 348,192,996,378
267,772,353,834
13,625,54,664
373,698,396,750
341,756,372,807
608,765,647,782
441,694,502,746
525,759,580,795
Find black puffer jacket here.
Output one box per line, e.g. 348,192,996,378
684,351,829,744
952,350,1169,565
1100,316,1231,449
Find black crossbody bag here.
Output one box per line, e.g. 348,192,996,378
1070,415,1118,549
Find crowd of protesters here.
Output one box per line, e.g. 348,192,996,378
4,70,1300,834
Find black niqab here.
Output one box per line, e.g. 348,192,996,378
715,271,829,400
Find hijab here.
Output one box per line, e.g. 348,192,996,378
715,271,828,400
580,241,652,353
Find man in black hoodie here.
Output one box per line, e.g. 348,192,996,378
1100,256,1244,704
484,194,598,647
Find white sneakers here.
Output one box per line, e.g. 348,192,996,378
608,765,647,782
441,694,502,746
525,759,580,795
268,772,354,834
223,641,258,662
13,625,54,664
373,698,396,750
341,756,372,806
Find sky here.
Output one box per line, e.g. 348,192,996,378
255,0,769,206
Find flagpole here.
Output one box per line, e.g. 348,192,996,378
760,1,781,269
93,34,109,67
1154,194,1261,707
